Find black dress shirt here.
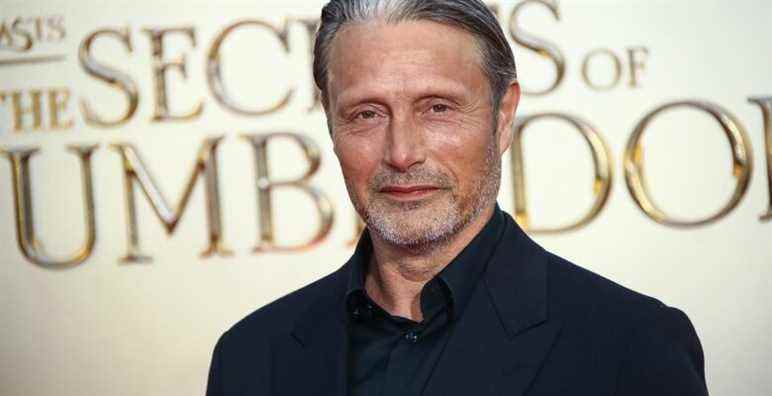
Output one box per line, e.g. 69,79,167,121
345,206,507,396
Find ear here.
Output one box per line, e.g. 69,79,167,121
495,82,520,156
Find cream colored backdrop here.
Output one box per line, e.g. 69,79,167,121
1,0,770,395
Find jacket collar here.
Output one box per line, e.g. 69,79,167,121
423,212,559,396
290,263,349,348
291,207,551,345
279,266,351,396
344,205,508,323
286,209,558,396
484,210,550,338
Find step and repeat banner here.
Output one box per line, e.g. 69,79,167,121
1,0,770,395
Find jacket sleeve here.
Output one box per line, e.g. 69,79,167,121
206,332,227,396
614,305,708,396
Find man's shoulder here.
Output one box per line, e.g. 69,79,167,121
543,250,680,325
221,266,344,344
539,251,706,393
498,210,673,321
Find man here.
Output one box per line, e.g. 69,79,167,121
206,0,708,395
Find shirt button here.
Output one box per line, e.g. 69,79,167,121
405,331,420,343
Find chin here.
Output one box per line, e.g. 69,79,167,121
365,198,468,248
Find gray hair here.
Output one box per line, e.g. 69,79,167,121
313,0,517,110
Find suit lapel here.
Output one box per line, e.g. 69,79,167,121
424,215,562,396
273,214,559,396
274,265,350,396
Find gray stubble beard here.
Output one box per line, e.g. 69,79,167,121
348,137,501,251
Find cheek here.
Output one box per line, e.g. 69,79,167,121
334,137,382,190
424,109,491,151
426,122,493,185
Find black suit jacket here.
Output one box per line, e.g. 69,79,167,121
206,213,708,395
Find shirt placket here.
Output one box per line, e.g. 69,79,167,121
379,320,425,396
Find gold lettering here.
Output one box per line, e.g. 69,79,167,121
624,100,753,227
295,17,322,113
748,96,772,221
142,27,203,122
78,27,139,127
48,88,73,129
32,17,44,41
207,20,293,116
0,145,97,269
0,90,43,131
508,0,565,96
242,133,333,251
510,113,613,233
111,137,231,263
626,46,649,88
582,48,622,91
0,21,13,49
47,15,66,41
10,17,33,51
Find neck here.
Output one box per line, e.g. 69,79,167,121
365,204,495,321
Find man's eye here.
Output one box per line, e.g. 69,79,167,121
431,104,449,113
356,110,377,120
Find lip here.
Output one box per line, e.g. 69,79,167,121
379,185,443,200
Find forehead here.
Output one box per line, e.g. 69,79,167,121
326,20,487,106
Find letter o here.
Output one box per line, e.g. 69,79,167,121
581,48,622,91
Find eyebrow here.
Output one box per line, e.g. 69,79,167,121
335,80,471,111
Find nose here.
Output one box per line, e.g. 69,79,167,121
384,113,426,172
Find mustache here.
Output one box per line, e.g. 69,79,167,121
370,166,453,190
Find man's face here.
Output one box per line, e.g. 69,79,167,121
326,20,518,248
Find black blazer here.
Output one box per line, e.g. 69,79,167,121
206,213,707,395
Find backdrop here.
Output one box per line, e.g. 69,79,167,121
1,0,770,395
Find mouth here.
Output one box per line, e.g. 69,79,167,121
378,185,444,201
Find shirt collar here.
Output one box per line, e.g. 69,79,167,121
345,230,373,318
436,204,506,320
345,204,507,322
